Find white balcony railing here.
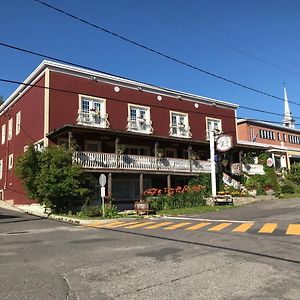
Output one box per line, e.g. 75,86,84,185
73,151,211,174
169,124,192,138
126,118,154,134
77,111,110,128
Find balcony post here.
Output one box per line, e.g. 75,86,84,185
108,173,112,196
139,173,144,201
68,131,73,150
167,174,171,189
155,142,159,170
188,145,192,172
115,137,119,169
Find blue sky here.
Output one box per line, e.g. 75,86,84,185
1,0,300,125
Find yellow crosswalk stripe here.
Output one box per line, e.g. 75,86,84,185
105,221,139,228
286,224,300,235
258,223,277,233
208,223,232,231
164,222,191,230
124,222,156,229
185,222,212,231
145,222,173,229
87,221,124,228
232,223,254,233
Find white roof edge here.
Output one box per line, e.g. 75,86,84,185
0,60,48,113
1,60,239,112
237,118,300,133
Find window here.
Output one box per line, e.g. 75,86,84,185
8,154,13,169
78,95,109,128
288,135,300,144
34,140,44,152
170,112,191,138
1,124,5,145
165,148,177,158
124,146,150,156
16,111,21,135
277,133,281,141
206,118,222,139
85,140,102,152
8,118,13,140
127,104,153,134
259,129,275,140
0,160,3,179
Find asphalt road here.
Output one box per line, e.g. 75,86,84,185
1,198,300,300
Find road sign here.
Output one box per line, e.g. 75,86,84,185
101,187,105,197
99,174,106,187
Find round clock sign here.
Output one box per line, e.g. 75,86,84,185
216,135,232,152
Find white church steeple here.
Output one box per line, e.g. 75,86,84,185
282,85,295,129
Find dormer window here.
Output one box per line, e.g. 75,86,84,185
77,95,110,128
169,111,191,138
127,104,153,134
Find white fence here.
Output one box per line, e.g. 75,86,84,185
73,151,211,174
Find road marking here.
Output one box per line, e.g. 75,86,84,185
145,222,173,229
164,222,191,230
124,222,156,229
208,223,232,231
163,216,252,224
106,221,139,228
185,222,211,231
286,224,300,235
258,223,277,233
232,223,254,233
87,221,124,228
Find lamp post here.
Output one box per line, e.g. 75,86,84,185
209,130,217,197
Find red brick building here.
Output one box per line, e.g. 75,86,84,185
0,61,238,208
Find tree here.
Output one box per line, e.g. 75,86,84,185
15,145,95,212
0,95,4,106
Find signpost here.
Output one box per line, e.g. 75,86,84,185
99,174,106,218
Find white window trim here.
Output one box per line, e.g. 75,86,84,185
78,94,109,128
8,154,13,170
206,117,222,139
127,104,153,134
169,111,191,138
16,111,21,135
1,124,6,145
8,118,13,140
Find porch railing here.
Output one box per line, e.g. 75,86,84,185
73,151,211,174
230,163,265,175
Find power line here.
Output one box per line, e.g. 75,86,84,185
1,76,300,125
32,0,296,106
1,39,299,123
1,39,300,118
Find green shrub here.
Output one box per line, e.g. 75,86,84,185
103,204,119,218
79,206,101,217
189,174,211,196
281,184,295,194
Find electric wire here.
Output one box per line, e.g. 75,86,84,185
31,0,299,106
1,76,300,126
0,41,298,121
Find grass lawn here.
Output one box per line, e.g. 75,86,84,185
157,204,234,216
281,193,300,199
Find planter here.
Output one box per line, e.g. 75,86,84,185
248,189,257,197
134,201,149,215
265,189,274,196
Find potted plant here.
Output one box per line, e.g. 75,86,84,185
190,151,199,161
245,177,258,196
156,148,164,158
116,144,126,154
264,184,274,196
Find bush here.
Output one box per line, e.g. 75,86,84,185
103,204,119,218
188,174,211,197
78,206,101,217
281,184,295,194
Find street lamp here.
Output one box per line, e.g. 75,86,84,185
209,129,221,198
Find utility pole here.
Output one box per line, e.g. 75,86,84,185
209,130,217,197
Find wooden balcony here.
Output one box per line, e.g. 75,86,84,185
73,151,211,174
